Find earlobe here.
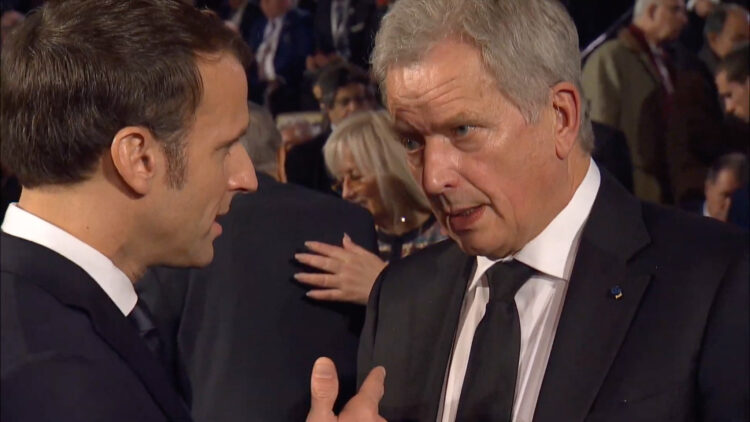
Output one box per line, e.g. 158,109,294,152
110,127,159,195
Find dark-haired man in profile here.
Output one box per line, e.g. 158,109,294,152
0,1,384,421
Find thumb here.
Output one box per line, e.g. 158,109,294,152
307,357,339,422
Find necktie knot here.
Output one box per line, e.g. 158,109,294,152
128,300,157,337
484,259,534,303
127,300,164,363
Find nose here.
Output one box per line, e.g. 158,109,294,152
227,142,258,193
341,176,354,200
421,136,457,196
726,98,736,115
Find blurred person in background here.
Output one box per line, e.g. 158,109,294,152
308,0,380,70
240,101,283,179
699,152,749,221
294,110,446,305
716,44,750,228
583,0,688,204
245,0,313,115
716,42,750,123
681,0,720,53
284,62,375,193
699,3,750,73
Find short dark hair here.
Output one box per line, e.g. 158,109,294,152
704,4,733,37
716,42,750,82
707,152,749,186
315,62,372,109
0,0,251,188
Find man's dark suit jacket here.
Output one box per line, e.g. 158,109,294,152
312,0,380,69
0,234,192,422
358,171,749,421
138,173,377,422
246,8,314,114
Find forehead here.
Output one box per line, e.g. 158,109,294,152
723,9,750,34
715,168,740,186
335,83,367,97
385,39,498,126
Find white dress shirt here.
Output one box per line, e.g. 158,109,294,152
438,160,601,422
1,203,137,315
256,15,284,81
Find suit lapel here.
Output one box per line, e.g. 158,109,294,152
1,235,192,422
422,243,476,422
533,172,652,421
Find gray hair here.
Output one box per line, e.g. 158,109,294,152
323,110,431,226
634,0,660,18
371,0,594,152
240,102,282,178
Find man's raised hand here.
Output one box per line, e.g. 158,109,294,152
306,357,387,422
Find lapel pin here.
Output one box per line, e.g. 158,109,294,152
610,285,623,300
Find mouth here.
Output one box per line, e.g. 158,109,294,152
446,205,485,233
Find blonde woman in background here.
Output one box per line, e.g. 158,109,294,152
294,110,446,304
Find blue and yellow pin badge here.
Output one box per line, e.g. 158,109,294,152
610,285,623,300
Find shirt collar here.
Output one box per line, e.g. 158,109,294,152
1,203,137,315
475,159,601,282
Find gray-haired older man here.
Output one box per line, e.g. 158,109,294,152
354,0,748,421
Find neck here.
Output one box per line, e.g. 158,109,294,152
18,184,145,282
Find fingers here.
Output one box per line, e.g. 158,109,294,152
305,288,350,303
358,366,386,406
295,272,339,289
307,357,339,422
304,241,349,260
338,366,387,421
295,253,341,274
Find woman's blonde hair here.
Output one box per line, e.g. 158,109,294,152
324,110,431,227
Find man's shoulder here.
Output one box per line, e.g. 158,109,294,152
584,36,641,70
377,239,467,291
642,201,747,249
231,174,371,224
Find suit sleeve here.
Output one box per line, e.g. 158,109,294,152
697,241,749,419
2,354,156,422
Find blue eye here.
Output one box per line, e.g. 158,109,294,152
402,137,423,152
454,125,472,137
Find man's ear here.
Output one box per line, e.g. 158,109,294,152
550,82,582,160
109,126,162,195
646,2,659,21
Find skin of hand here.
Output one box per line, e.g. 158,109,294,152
295,233,387,305
306,357,387,422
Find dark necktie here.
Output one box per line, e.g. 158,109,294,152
127,300,164,363
454,259,535,422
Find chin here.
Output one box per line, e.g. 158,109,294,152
451,231,511,259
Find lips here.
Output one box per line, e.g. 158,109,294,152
447,205,484,232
